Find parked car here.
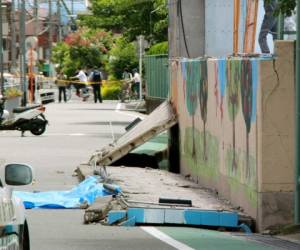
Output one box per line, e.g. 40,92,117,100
0,163,33,250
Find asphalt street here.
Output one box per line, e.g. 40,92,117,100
0,97,174,250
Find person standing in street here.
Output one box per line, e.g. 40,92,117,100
258,0,278,54
71,68,89,101
55,71,67,103
132,68,141,99
121,68,132,102
88,67,103,103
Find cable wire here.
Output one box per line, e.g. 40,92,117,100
178,0,190,57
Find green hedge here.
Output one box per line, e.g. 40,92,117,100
102,80,122,100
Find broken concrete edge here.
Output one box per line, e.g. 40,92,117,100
75,164,254,233
74,164,93,182
107,207,252,233
75,164,109,183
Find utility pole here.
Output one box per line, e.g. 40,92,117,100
0,0,4,95
10,0,17,71
48,0,53,62
57,0,62,42
20,0,26,106
138,35,144,100
71,0,74,15
34,0,39,60
295,0,300,225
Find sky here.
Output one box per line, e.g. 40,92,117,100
14,0,88,24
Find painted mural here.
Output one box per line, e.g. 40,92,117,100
176,57,260,211
227,58,241,173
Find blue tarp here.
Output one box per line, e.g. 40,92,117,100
14,176,121,209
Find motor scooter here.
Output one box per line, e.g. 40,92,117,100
0,95,48,136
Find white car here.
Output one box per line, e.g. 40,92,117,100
0,163,33,250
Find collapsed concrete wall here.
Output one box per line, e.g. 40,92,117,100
170,41,295,231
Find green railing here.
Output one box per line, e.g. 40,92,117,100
144,54,169,99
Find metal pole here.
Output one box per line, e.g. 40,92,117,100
57,0,62,42
11,0,17,71
295,0,300,224
0,0,4,95
48,0,52,60
71,0,74,15
139,35,143,100
277,12,284,40
34,0,39,61
20,0,26,106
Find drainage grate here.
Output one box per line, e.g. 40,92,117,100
234,234,300,250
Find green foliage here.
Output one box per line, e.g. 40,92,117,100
102,80,122,100
4,87,23,99
51,28,112,77
108,37,138,79
80,0,168,43
147,41,168,55
265,0,296,16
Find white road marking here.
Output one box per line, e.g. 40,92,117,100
141,227,194,250
115,102,145,119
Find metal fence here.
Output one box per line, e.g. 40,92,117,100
144,54,169,99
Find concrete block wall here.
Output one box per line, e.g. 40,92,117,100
170,41,295,231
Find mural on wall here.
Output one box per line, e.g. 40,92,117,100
217,59,227,120
241,59,253,179
227,58,241,173
177,57,260,209
183,128,219,180
182,60,200,158
214,62,219,117
225,147,257,206
199,60,208,161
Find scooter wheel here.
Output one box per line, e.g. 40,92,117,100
30,121,46,136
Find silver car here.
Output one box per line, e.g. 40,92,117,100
0,163,33,250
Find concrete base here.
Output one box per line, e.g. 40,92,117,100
258,192,294,231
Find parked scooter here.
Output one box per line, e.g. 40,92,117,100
0,95,48,136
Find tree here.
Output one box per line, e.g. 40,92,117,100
51,28,112,76
265,0,296,16
108,37,138,79
79,0,168,43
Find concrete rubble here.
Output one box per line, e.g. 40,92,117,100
75,165,300,247
75,164,252,228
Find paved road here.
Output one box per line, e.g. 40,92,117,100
0,97,298,250
0,98,174,250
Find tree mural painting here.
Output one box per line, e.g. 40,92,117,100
199,59,208,161
227,58,241,173
182,60,200,158
241,59,253,180
217,59,227,120
214,61,219,117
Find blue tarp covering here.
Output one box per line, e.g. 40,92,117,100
14,176,121,209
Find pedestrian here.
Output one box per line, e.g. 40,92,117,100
131,68,141,99
122,68,132,81
88,67,103,103
55,71,67,103
258,0,278,54
71,68,89,101
28,74,36,103
121,68,132,102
